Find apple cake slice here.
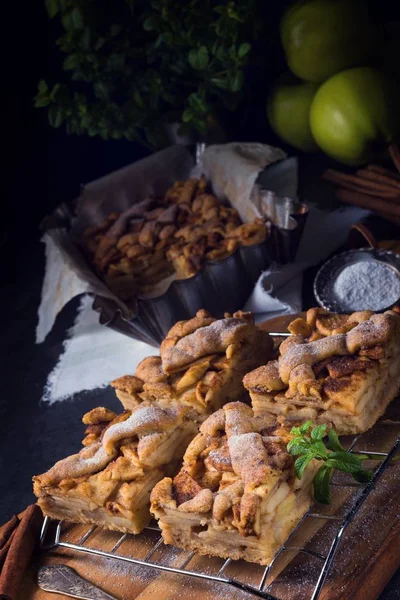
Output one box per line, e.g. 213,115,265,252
111,309,274,416
244,310,400,435
33,403,198,534
34,310,273,535
151,402,318,565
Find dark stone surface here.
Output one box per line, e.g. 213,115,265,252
0,234,120,519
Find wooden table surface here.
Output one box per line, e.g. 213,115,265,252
19,314,400,600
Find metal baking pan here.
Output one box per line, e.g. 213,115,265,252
92,239,271,347
41,147,307,347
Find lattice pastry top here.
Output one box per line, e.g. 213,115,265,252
34,402,196,489
151,402,300,536
244,311,400,401
111,310,273,414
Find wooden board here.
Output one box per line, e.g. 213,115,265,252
19,314,400,600
258,313,304,335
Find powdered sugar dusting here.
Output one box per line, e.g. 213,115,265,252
41,443,113,484
279,335,348,382
333,261,400,311
224,403,253,437
279,310,396,383
102,405,177,450
228,432,271,485
162,318,248,372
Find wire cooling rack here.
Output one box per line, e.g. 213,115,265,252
40,428,400,600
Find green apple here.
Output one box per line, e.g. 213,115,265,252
267,74,319,152
281,0,383,83
309,67,400,165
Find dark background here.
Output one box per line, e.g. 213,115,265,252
6,0,400,237
2,1,400,597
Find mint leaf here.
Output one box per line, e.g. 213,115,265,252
325,451,366,473
290,420,313,437
353,452,381,462
309,440,328,459
299,421,313,434
313,465,333,504
287,423,372,505
287,439,311,455
327,429,344,452
311,424,327,441
294,454,314,479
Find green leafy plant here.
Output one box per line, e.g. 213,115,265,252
35,0,261,149
287,421,373,504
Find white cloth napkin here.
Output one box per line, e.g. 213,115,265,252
245,206,368,321
41,205,368,403
36,144,289,345
244,263,306,323
43,295,157,404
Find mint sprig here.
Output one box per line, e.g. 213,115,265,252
287,421,373,504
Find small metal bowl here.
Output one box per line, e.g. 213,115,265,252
314,248,400,313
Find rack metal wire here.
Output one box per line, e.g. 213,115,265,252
39,428,400,600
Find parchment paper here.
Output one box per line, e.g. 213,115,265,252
37,142,290,343
198,142,287,222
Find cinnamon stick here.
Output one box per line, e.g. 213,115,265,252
0,505,42,600
324,169,400,198
0,516,18,549
336,188,400,219
0,515,19,571
0,531,16,571
389,143,400,174
324,174,398,200
356,169,400,192
367,164,400,182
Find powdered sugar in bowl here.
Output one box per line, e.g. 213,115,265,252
314,249,400,313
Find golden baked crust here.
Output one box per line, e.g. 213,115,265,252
35,310,273,535
161,315,263,375
112,310,274,415
151,402,318,565
33,402,198,534
287,308,375,342
82,177,268,301
244,310,400,435
110,376,144,411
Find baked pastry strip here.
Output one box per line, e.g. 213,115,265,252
82,176,268,299
33,403,198,534
34,311,274,535
244,310,400,435
151,402,318,566
111,310,274,417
